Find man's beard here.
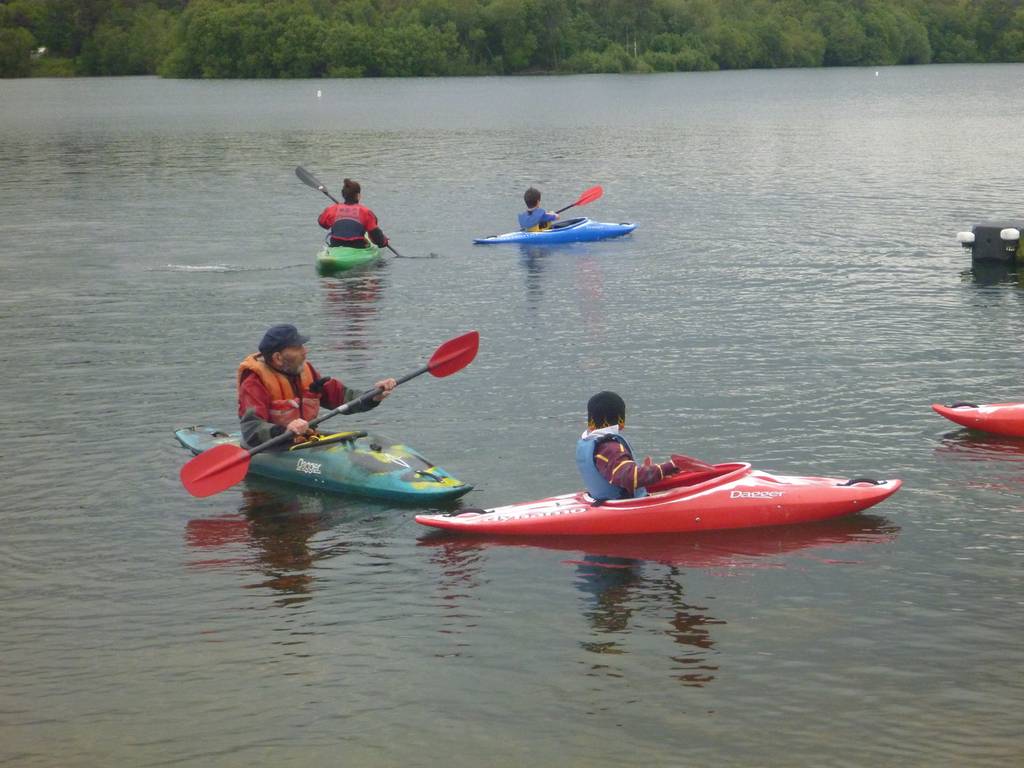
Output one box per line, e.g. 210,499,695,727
278,356,304,375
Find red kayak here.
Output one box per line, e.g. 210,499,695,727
932,402,1024,437
415,462,901,536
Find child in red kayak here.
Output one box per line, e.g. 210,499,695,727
575,391,680,501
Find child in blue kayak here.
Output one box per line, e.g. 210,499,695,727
575,391,680,501
518,187,559,231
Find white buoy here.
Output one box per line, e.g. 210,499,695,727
316,89,322,99
875,71,879,77
1000,228,1020,242
957,231,975,245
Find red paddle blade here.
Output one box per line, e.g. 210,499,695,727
180,443,252,498
671,454,715,473
573,185,603,208
428,330,479,378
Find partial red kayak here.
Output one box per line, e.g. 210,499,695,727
932,402,1024,438
415,462,901,536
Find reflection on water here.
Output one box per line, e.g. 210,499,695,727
421,513,898,567
517,243,606,335
419,515,897,681
185,485,354,606
575,255,605,337
319,267,388,355
934,431,1024,463
573,555,722,686
963,262,1022,287
933,432,1024,495
421,534,487,657
519,246,547,307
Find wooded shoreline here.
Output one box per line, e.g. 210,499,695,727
2,0,1021,79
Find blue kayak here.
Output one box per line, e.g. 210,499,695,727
474,217,637,245
175,425,472,503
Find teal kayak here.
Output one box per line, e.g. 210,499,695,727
316,242,381,274
175,425,471,502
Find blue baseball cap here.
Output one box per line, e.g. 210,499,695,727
258,324,310,356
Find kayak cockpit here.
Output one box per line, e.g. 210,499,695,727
546,217,586,231
587,462,752,505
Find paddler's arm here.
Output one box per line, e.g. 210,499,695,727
317,204,338,229
362,207,387,247
238,376,288,448
594,440,677,496
316,373,397,413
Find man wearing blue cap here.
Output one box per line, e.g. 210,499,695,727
237,323,396,448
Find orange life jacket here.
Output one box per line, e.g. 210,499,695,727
237,353,320,426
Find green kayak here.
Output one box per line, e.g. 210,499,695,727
175,425,472,503
316,242,381,275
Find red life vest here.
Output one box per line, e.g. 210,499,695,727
237,353,320,426
318,203,377,243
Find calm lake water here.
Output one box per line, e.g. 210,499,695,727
2,65,1023,766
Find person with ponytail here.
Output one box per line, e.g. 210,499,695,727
317,179,389,249
575,391,679,502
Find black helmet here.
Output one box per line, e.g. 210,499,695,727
587,391,625,430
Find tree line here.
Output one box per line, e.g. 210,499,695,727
1,0,1022,79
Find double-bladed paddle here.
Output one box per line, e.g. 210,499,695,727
295,165,430,259
180,330,480,498
554,185,603,215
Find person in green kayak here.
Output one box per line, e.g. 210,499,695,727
317,179,389,249
575,391,680,501
237,323,396,448
518,187,559,232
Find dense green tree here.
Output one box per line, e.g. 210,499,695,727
860,1,932,64
370,22,466,76
974,0,1018,51
993,5,1024,60
78,3,176,75
1,0,1023,79
272,13,328,77
0,25,35,76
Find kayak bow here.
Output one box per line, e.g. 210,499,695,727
932,401,1024,437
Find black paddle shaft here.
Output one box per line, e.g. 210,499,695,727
249,363,433,458
295,166,339,204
